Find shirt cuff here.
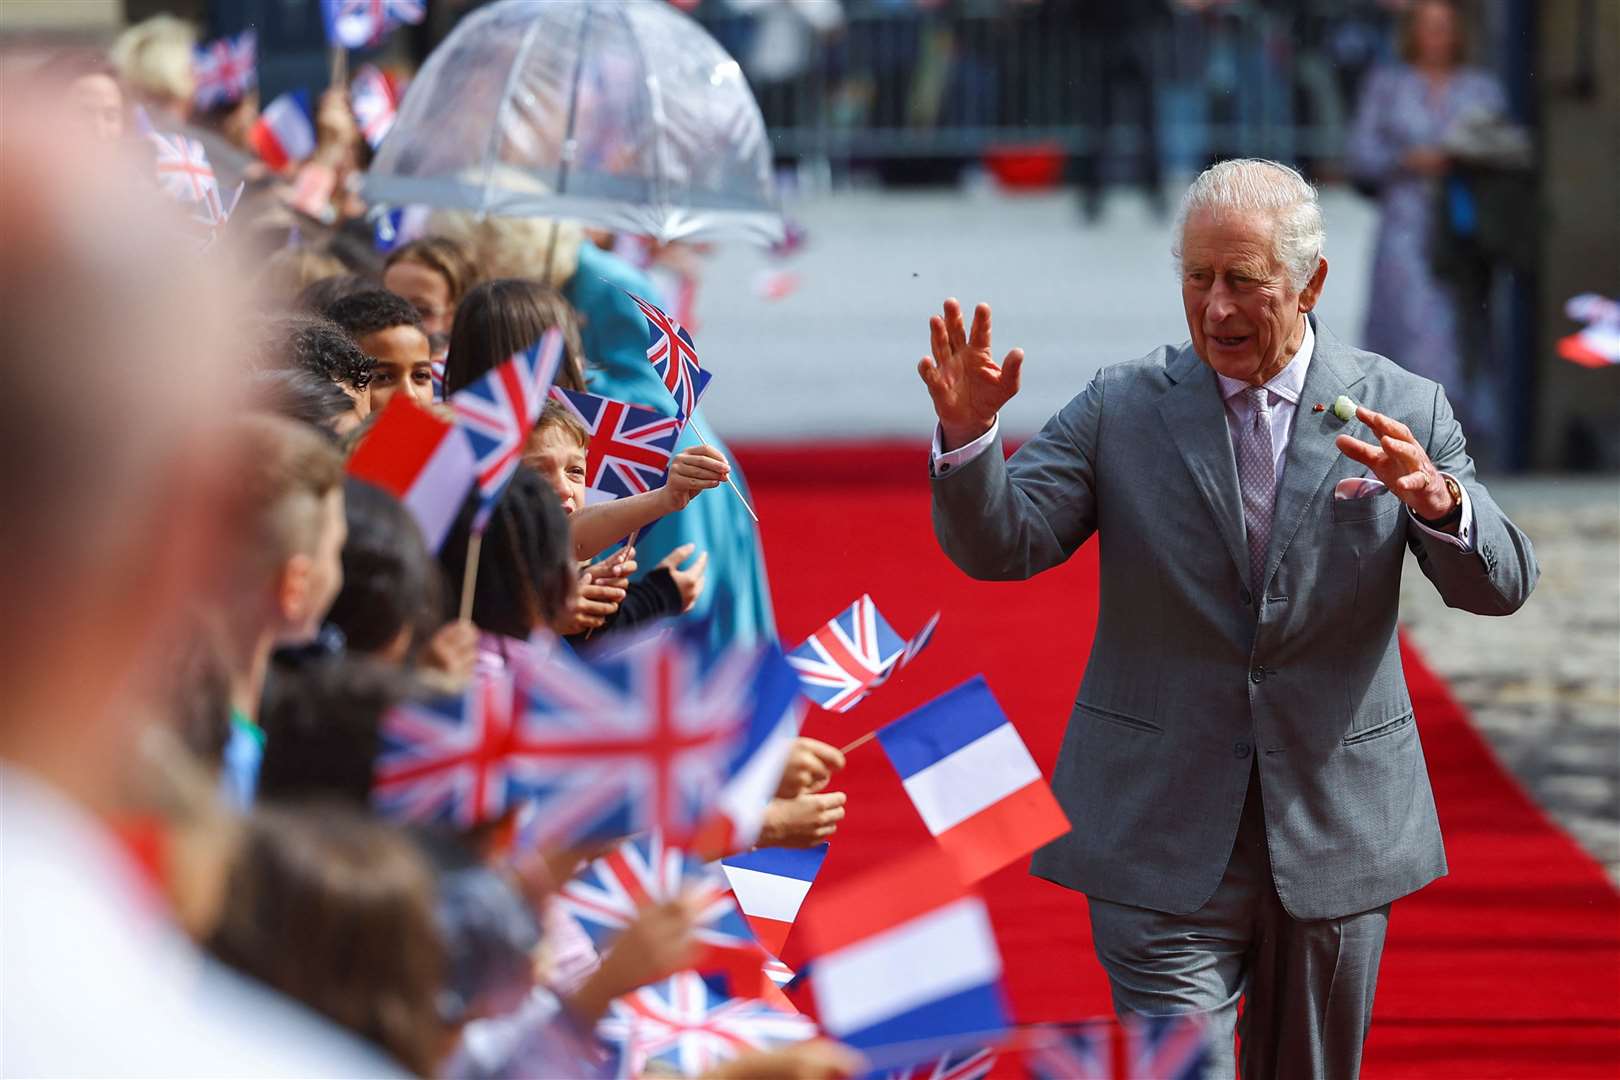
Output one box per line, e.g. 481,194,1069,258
1408,475,1475,551
930,417,1000,478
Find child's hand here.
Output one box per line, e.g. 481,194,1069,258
704,1041,865,1080
759,791,847,848
567,894,703,1025
552,575,625,635
417,618,478,687
585,546,637,590
776,737,846,799
657,544,708,612
661,446,730,512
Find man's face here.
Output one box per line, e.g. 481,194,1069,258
277,488,346,644
524,426,588,515
1180,207,1325,385
357,324,434,410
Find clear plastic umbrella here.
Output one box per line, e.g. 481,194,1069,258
362,0,783,245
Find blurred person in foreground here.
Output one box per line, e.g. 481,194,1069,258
110,14,196,128
921,158,1537,1079
0,98,387,1075
1347,0,1509,436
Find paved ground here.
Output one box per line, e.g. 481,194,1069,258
696,184,1620,884
1399,477,1620,884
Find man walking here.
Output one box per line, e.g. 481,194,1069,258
920,159,1537,1078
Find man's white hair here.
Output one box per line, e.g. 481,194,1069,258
1172,159,1325,290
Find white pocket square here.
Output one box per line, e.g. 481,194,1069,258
1334,477,1388,500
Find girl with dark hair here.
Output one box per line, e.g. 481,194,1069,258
444,277,589,396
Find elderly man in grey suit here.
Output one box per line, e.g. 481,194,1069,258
920,159,1537,1079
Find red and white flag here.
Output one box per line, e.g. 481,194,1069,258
251,91,316,173
351,64,398,149
346,394,477,551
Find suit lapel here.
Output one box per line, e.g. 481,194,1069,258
1260,320,1368,591
1157,344,1248,584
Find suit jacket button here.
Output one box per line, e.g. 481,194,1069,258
1250,667,1266,684
1233,740,1252,758
1240,588,1253,607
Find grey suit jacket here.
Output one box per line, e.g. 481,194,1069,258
932,318,1538,921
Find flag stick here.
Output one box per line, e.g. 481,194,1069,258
687,416,758,523
459,530,484,623
328,44,348,88
840,730,878,755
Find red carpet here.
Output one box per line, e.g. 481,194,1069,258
737,442,1620,1078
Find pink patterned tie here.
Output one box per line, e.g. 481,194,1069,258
1234,387,1275,590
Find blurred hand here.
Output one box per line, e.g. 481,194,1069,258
704,1040,865,1080
568,895,703,1025
776,737,846,799
313,87,359,164
1403,147,1450,177
657,543,708,612
759,791,846,848
662,446,730,512
918,298,1024,451
417,619,477,687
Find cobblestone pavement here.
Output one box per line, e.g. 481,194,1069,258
1399,476,1620,884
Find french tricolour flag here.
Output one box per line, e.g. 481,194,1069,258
878,676,1070,884
346,394,477,551
802,847,1009,1071
251,91,316,173
721,843,828,957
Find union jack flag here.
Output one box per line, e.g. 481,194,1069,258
192,29,256,109
549,387,682,503
787,595,940,713
628,291,712,423
1124,1014,1208,1080
597,971,816,1078
558,829,758,954
507,628,756,848
884,1047,998,1080
1024,1023,1114,1080
147,130,234,231
372,671,524,828
323,0,425,49
451,328,565,530
351,63,397,149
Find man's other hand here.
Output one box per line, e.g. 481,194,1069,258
1335,405,1457,522
917,298,1024,451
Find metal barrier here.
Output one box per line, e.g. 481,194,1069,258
700,1,1399,176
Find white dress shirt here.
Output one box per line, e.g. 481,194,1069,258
930,318,1474,551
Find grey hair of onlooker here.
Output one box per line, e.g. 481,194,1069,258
1172,159,1325,291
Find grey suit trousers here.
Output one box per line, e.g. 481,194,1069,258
1087,768,1390,1080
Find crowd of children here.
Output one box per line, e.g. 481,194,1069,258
2,39,859,1080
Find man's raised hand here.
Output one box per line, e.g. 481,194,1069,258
917,298,1025,451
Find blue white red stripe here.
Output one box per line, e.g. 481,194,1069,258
876,676,1070,884
720,844,827,958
